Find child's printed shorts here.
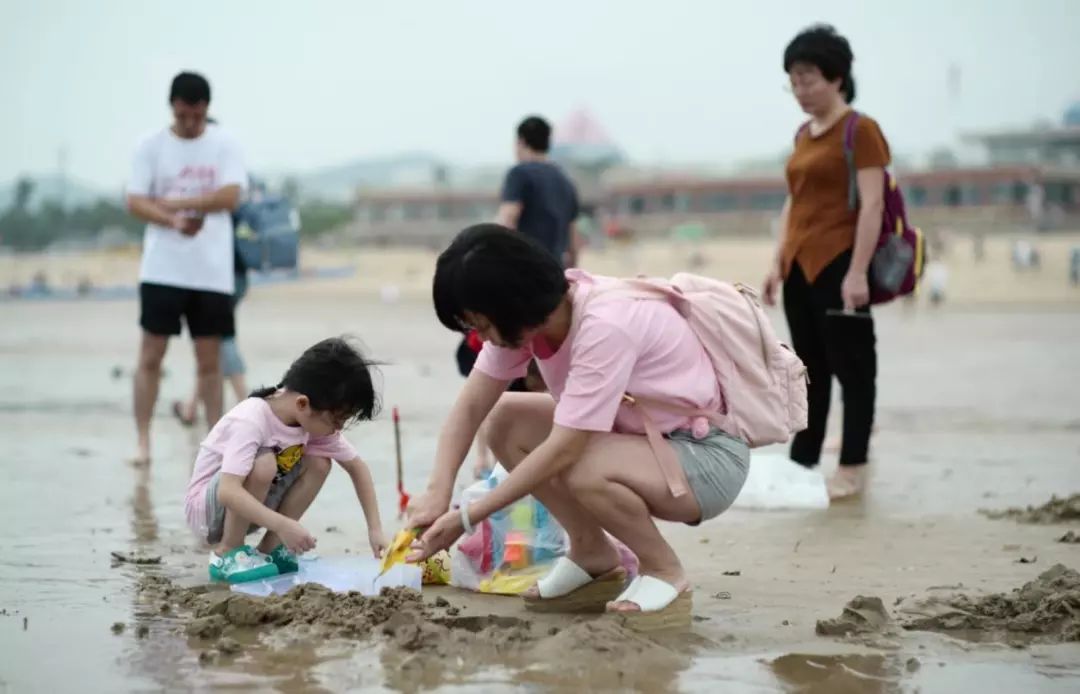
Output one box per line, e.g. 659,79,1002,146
203,448,308,544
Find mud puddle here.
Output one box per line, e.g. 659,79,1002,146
764,651,1080,694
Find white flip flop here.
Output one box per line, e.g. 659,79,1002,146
523,556,627,613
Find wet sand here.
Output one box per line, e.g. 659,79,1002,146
2,276,1080,692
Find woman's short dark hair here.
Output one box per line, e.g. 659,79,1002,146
252,336,380,427
783,24,856,103
433,224,569,346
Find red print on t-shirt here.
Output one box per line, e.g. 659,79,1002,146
163,165,218,197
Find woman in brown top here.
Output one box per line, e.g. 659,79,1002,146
762,25,890,500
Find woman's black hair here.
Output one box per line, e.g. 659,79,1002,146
433,224,569,346
783,24,856,103
251,336,381,427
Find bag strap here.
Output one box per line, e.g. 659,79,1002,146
624,395,690,498
842,112,860,211
793,121,810,146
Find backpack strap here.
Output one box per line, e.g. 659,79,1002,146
623,395,690,498
842,112,860,211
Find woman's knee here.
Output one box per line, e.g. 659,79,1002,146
484,396,518,448
562,459,605,496
485,394,546,454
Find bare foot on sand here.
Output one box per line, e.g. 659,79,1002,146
827,465,866,500
172,400,196,428
131,439,151,468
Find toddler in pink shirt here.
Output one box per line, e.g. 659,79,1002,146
184,336,387,583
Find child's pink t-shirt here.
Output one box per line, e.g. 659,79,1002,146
184,398,357,533
473,269,721,437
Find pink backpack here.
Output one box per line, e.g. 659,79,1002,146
585,274,808,496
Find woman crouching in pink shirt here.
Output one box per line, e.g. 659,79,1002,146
408,224,750,625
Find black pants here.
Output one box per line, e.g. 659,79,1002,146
783,251,876,466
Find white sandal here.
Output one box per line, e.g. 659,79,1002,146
606,575,693,631
523,557,627,613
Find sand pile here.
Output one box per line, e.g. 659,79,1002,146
193,584,424,638
979,494,1080,524
898,564,1080,644
815,596,892,637
138,574,434,658
139,574,687,686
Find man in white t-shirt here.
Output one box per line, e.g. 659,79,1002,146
125,71,247,465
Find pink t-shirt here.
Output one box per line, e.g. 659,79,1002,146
184,398,358,534
474,269,721,436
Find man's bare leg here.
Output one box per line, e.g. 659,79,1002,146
177,358,248,425
193,336,224,429
133,332,169,465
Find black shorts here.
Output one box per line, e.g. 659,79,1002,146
140,283,235,338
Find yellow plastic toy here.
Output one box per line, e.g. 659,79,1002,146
379,527,419,576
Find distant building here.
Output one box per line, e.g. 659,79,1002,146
604,165,1080,237
961,102,1080,228
345,107,1080,246
967,103,1080,168
351,188,498,247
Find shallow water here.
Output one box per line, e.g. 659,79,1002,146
2,291,1079,692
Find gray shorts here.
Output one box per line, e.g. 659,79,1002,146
668,428,749,523
204,451,306,544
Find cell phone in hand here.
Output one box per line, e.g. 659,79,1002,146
825,308,872,319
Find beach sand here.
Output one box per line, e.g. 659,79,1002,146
1,243,1079,692
5,231,1080,307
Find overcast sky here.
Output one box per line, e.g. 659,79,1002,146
2,0,1078,190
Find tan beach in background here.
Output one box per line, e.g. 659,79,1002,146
4,232,1080,307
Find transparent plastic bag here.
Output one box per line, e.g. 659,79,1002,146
450,465,638,594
